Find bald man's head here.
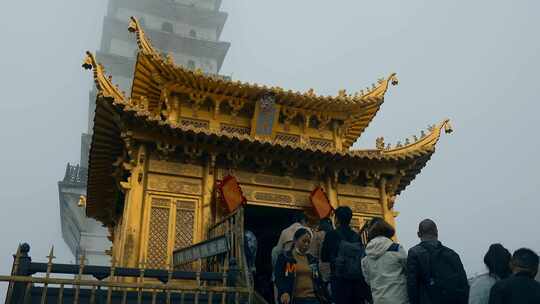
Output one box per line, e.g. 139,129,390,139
418,219,438,240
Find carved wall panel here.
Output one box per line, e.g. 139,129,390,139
147,174,202,195
148,159,203,178
147,200,170,269
220,169,317,192
337,184,380,199
242,185,311,209
339,196,382,215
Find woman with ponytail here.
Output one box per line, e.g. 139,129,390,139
274,228,330,304
469,243,511,304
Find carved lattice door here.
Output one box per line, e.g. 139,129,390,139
146,196,197,269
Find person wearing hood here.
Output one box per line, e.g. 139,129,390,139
361,219,409,304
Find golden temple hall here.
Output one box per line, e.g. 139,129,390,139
82,17,452,276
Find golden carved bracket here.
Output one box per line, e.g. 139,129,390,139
156,142,176,160
228,98,245,118
343,168,360,183
281,160,299,176
255,157,273,173
308,164,325,182
184,146,203,163
226,151,245,169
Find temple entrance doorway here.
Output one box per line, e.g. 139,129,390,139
244,204,303,303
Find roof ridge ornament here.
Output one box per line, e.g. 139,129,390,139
382,118,452,155
82,51,126,103
128,16,160,57
357,73,398,101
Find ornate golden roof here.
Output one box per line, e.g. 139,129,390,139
82,18,452,224
83,50,448,161
126,17,397,149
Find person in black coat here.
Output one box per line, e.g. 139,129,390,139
406,219,469,304
274,228,329,304
488,248,540,304
320,206,371,304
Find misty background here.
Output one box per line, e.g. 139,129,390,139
0,0,538,291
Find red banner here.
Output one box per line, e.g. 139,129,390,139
310,186,334,219
217,175,247,213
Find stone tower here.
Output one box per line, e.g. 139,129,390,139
58,0,230,265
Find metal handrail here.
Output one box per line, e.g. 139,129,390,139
3,243,251,304
0,275,250,293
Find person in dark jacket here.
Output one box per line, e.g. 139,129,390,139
321,206,371,304
275,228,328,304
488,248,540,304
406,219,469,304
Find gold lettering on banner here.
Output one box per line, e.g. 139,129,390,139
148,159,203,178
147,174,202,195
337,184,380,198
339,196,382,215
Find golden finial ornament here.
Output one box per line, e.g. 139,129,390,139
78,195,87,207
375,137,385,150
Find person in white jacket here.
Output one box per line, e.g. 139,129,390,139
362,219,409,304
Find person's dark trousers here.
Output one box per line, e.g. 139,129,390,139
332,277,371,304
294,297,320,304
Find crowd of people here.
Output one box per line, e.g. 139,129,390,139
266,206,540,304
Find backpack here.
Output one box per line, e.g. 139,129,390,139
334,230,366,280
421,244,468,304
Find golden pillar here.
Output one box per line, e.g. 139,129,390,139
117,144,148,268
200,155,216,240
379,177,397,230
325,173,339,210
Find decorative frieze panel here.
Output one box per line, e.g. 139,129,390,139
337,185,380,199
274,132,301,144
309,137,334,150
147,174,202,195
147,200,170,269
148,159,203,178
339,196,382,215
181,118,209,129
220,123,251,135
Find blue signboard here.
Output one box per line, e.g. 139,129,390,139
255,94,277,136
173,235,230,266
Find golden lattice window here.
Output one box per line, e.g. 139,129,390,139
309,137,334,150
175,201,195,250
181,118,209,129
174,200,196,271
220,123,251,135
275,132,300,144
147,202,170,269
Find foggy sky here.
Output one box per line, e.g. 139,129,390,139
0,1,538,293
